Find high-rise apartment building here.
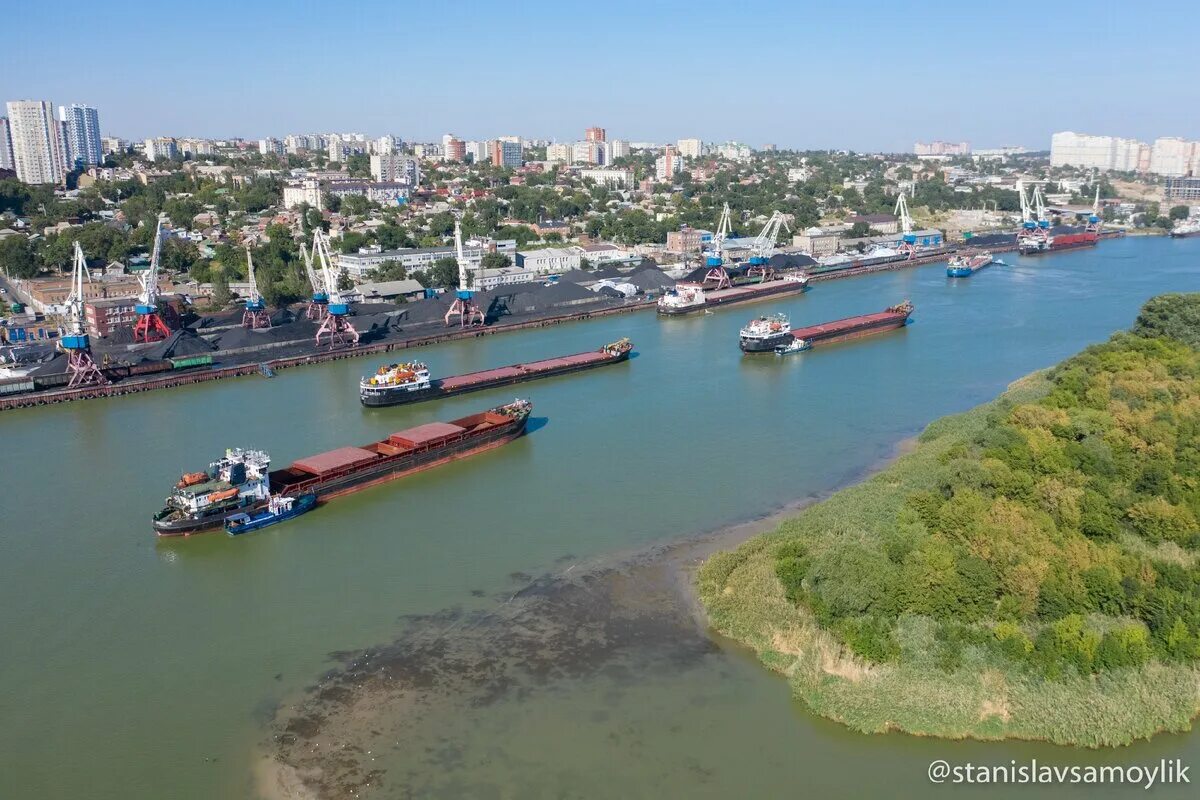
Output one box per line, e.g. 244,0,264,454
442,134,465,162
490,140,522,168
913,141,970,156
0,117,14,171
258,137,284,156
655,145,682,180
571,140,603,165
59,104,102,167
676,138,703,159
370,153,421,185
6,100,67,184
464,140,489,164
585,127,606,143
545,143,571,163
1149,137,1200,178
607,139,631,160
1050,131,1192,175
144,137,179,162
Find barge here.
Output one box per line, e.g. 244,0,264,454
360,339,632,407
741,302,914,354
946,251,993,277
153,399,532,535
1169,220,1200,239
657,273,808,316
1018,225,1099,255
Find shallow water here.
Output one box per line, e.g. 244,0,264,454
1,236,1198,798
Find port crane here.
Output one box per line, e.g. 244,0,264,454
241,247,271,329
700,203,735,289
133,218,172,343
443,217,485,327
1086,184,1102,232
303,233,328,321
312,229,359,348
894,190,918,260
745,210,789,280
59,241,107,387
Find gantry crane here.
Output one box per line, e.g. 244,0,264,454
894,190,918,260
745,210,789,279
60,241,107,387
303,234,328,321
312,229,359,347
241,247,271,329
443,218,485,327
133,218,172,343
701,203,734,289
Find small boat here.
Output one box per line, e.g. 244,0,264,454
775,338,812,355
225,493,317,536
259,363,276,378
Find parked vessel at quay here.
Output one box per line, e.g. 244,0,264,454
1169,219,1200,238
1017,224,1099,255
153,400,533,534
946,251,993,277
360,339,633,407
739,313,794,352
657,273,809,316
225,493,317,536
741,302,914,355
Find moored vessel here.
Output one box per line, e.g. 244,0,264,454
154,400,533,534
154,449,273,535
1018,225,1098,255
787,301,914,348
1169,219,1200,238
225,493,317,535
360,340,632,407
739,313,793,352
947,251,993,277
657,273,808,316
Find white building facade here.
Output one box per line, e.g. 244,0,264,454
6,100,67,184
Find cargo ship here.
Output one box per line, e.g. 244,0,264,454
946,251,993,277
742,302,913,353
1017,225,1099,255
739,313,794,352
360,339,632,407
1169,219,1200,238
153,400,532,535
657,273,808,316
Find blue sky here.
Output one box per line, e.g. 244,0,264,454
5,0,1198,151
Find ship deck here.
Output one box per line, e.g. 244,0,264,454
438,351,612,390
791,311,906,340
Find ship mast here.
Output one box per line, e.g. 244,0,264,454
60,241,107,387
133,217,173,343
443,217,485,327
312,229,359,348
241,247,271,329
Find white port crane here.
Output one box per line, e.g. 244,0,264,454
702,203,735,289
60,241,106,387
303,232,328,320
747,210,789,275
894,190,918,259
443,217,485,327
133,217,172,342
312,229,359,347
241,247,271,329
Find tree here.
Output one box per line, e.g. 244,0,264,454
209,271,232,309
336,268,353,291
367,260,407,282
338,231,369,254
0,234,38,278
1169,205,1190,221
424,257,460,289
480,252,512,270
845,221,872,238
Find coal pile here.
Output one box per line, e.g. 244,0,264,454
625,266,674,291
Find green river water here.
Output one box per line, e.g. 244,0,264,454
1,235,1198,799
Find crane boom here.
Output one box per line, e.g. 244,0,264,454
66,241,90,336
140,218,165,307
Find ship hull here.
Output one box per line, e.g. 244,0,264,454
225,494,318,535
740,332,795,352
658,280,808,316
360,349,630,408
1018,232,1099,255
1169,230,1200,239
154,496,268,536
788,307,913,348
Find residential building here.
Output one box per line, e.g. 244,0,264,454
1150,137,1200,178
464,140,489,164
6,100,67,184
676,138,703,158
144,137,179,162
585,127,606,143
571,140,603,165
59,104,102,167
1165,177,1200,202
516,247,581,275
282,178,322,210
665,227,713,253
787,166,811,182
0,117,13,171
441,134,465,162
846,213,899,235
655,145,682,180
1050,131,1152,172
337,240,501,279
607,139,631,160
326,181,411,205
375,135,396,155
258,137,284,156
545,143,571,163
579,168,633,188
490,140,522,168
715,141,752,162
369,153,421,185
284,134,313,154
914,141,969,156
100,136,125,156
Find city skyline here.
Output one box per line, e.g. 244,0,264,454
5,0,1199,151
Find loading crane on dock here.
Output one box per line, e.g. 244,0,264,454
133,218,172,343
303,234,328,321
700,203,735,289
894,191,918,260
745,210,788,280
241,247,271,329
312,229,359,348
1085,184,1103,232
443,218,485,327
59,241,107,387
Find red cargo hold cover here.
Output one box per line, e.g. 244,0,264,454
389,421,465,447
292,446,379,475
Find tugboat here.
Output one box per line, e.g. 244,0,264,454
154,449,273,535
946,251,993,277
225,493,317,536
775,337,811,355
739,313,794,352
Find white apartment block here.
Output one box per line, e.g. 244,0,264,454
655,146,682,180
59,104,102,167
369,153,421,185
607,139,631,160
716,141,752,162
258,137,284,156
0,117,14,171
1049,131,1199,175
1150,137,1200,178
676,138,703,158
546,143,571,163
579,168,633,188
571,140,602,165
914,141,970,156
464,140,489,163
282,178,322,210
6,100,67,184
144,137,179,162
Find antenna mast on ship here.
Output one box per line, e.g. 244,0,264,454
241,247,271,329
133,217,173,343
303,233,328,321
312,229,359,348
894,190,917,260
60,241,107,387
702,203,734,289
443,217,485,327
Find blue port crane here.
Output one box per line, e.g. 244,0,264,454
443,217,485,327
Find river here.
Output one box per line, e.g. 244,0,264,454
0,235,1197,798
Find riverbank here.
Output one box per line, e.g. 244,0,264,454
698,359,1200,747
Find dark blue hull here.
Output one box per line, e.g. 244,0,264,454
225,494,317,535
